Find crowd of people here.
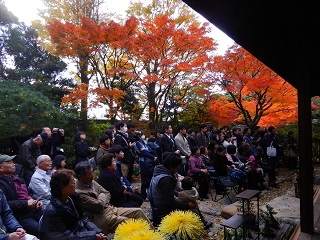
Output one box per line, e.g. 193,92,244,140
0,122,299,238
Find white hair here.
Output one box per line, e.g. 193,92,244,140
36,154,51,165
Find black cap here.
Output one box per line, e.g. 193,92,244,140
109,145,124,154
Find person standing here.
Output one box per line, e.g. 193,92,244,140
17,133,49,186
266,126,281,188
95,134,111,164
160,124,179,154
133,131,157,199
174,124,191,176
114,122,136,182
195,124,209,148
40,126,65,159
285,131,299,170
74,131,91,169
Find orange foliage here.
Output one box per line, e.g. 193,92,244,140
209,44,298,127
47,17,139,116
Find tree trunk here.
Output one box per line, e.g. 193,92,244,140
148,82,157,130
79,55,89,131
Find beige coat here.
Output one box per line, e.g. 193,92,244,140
75,180,151,234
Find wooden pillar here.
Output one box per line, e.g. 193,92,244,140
297,2,313,233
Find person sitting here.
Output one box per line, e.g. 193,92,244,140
0,154,43,237
51,154,67,174
187,146,209,200
109,145,144,202
0,189,39,240
97,153,143,208
149,152,202,227
39,169,106,240
178,176,212,229
74,161,152,235
199,146,215,174
28,155,52,210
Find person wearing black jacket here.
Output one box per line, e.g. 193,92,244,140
39,169,105,240
40,127,65,159
114,122,136,182
149,152,212,228
74,131,91,169
97,153,143,208
0,154,42,237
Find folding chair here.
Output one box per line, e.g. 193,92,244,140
213,175,238,203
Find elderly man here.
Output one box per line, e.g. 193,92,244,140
17,133,49,186
75,160,152,235
0,154,43,237
29,155,52,210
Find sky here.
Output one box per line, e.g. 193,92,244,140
3,0,235,54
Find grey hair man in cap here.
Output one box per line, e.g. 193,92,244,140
0,154,43,237
28,155,52,210
17,133,49,186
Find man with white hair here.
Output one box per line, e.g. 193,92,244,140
29,155,52,210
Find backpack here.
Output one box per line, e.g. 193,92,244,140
230,169,247,185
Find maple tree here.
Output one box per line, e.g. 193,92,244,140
127,0,200,27
36,0,106,129
130,14,217,129
207,44,298,129
46,17,142,123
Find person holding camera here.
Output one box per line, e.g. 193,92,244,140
40,126,65,159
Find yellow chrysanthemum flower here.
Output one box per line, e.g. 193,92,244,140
114,218,151,240
120,229,165,240
158,210,206,239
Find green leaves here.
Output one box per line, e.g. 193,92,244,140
0,80,68,138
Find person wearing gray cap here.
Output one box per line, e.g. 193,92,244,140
17,133,49,186
28,155,52,210
0,154,43,237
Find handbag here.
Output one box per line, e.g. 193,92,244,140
267,142,277,157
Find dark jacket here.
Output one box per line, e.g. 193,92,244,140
150,165,189,214
17,138,41,171
97,169,127,207
195,132,208,148
114,131,133,165
0,175,41,220
41,131,65,159
0,189,23,240
160,134,177,154
39,194,101,240
74,131,91,166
